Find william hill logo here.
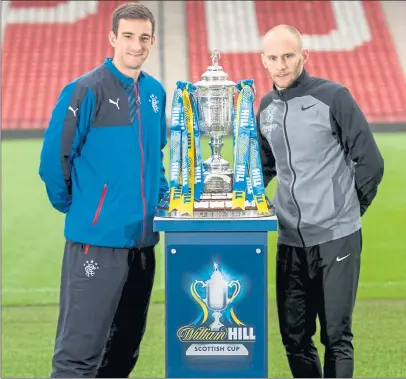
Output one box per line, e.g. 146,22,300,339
177,326,256,342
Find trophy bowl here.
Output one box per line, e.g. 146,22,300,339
194,50,236,192
192,262,242,331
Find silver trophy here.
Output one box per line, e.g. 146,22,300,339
158,49,275,219
192,262,241,331
194,50,236,193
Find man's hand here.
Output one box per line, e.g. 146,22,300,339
157,190,170,210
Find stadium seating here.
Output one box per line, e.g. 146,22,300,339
1,0,127,130
2,0,406,130
187,1,406,123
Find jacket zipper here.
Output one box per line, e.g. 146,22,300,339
279,92,306,247
134,83,147,246
93,184,107,225
84,183,107,254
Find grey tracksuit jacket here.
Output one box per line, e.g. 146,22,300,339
257,69,384,247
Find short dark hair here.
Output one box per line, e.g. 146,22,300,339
112,2,155,36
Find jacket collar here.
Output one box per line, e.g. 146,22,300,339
104,57,145,86
273,68,311,100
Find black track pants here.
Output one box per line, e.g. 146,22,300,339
276,229,362,378
51,241,155,378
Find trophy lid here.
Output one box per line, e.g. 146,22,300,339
210,262,226,281
194,49,236,88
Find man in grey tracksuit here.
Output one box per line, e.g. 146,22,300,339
257,25,384,377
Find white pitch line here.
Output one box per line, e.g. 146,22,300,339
2,281,406,294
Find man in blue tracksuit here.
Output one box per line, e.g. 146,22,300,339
38,3,168,377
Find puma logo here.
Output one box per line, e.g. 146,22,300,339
109,98,120,110
68,106,78,117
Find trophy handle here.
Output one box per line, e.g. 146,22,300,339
192,280,207,303
228,280,241,304
191,280,208,324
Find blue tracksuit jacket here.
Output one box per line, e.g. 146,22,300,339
39,58,169,248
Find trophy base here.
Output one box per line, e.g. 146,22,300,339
158,192,275,219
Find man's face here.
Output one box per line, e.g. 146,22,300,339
261,36,308,89
109,18,154,71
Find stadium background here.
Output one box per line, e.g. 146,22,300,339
1,1,405,377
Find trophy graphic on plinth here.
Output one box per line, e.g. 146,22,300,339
192,262,241,331
159,49,274,219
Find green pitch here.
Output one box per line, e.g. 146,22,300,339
2,134,406,377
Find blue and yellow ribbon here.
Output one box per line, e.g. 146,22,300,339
190,91,204,201
168,83,184,212
232,79,270,215
248,96,270,215
232,81,253,210
168,82,202,215
179,85,195,216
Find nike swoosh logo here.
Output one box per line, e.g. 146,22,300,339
336,254,350,262
301,103,317,111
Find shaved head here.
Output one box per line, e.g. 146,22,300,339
261,24,308,89
263,24,304,51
